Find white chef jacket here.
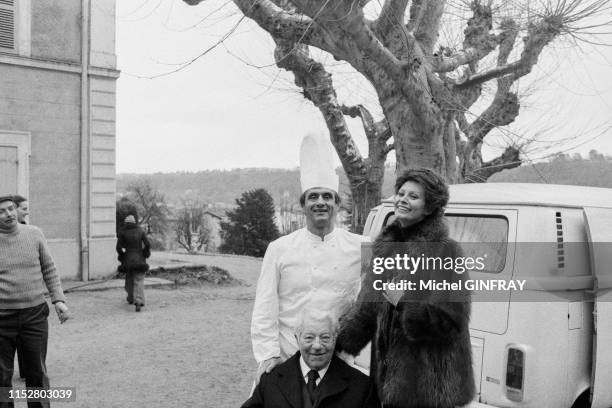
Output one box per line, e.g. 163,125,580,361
251,227,368,363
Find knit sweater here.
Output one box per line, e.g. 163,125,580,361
0,224,66,309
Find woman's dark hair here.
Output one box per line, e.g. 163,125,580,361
394,168,449,217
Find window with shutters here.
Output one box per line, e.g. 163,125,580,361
0,0,15,51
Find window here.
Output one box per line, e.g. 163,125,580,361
0,0,15,50
0,0,30,56
381,211,509,273
446,215,509,273
0,131,30,196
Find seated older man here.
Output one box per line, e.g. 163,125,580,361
242,307,379,408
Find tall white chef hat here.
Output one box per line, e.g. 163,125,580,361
299,133,339,193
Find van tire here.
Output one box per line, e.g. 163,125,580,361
571,389,590,408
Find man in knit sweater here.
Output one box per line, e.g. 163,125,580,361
0,195,69,408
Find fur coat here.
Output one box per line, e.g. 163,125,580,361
337,215,475,408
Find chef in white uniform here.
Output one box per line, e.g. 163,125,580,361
251,134,368,383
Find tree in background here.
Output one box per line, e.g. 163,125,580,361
118,177,171,249
116,196,139,234
175,200,213,253
125,178,170,235
183,0,611,232
220,189,280,257
278,190,305,234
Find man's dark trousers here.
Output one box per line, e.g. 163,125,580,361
0,303,50,408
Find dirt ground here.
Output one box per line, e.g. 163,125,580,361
12,253,263,408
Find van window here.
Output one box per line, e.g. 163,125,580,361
382,212,509,273
445,215,509,273
383,211,508,273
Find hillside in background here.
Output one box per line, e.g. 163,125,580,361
117,153,612,207
117,166,398,207
118,169,302,207
490,153,612,187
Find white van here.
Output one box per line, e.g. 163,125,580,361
361,183,612,408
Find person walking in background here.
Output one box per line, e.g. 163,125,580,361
116,215,151,312
0,195,69,408
12,195,29,225
337,168,474,408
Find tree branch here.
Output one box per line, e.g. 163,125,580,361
433,5,513,73
183,0,339,54
467,90,519,147
412,0,446,55
274,39,369,179
342,11,404,80
376,0,410,34
432,48,481,73
457,16,562,89
375,119,392,142
407,0,423,31
462,1,496,69
467,146,521,181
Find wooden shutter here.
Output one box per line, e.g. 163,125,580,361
0,0,14,50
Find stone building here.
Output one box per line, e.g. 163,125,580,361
0,0,118,279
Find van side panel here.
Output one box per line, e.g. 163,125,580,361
583,207,612,408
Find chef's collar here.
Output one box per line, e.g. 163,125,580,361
304,227,337,242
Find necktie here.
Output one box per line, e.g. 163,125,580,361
306,369,319,404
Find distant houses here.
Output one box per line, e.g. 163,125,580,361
161,204,226,253
202,209,224,252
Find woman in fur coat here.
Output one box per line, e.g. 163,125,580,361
337,168,474,408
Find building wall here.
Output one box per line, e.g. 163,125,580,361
0,65,82,278
31,0,81,62
89,75,117,278
0,0,118,280
90,0,116,69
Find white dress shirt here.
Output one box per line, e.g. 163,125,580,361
251,227,368,362
299,356,330,386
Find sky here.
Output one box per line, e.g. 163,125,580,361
115,0,612,174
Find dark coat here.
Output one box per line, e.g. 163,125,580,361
116,223,151,272
337,216,475,408
242,353,379,408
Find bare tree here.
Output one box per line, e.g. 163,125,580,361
125,177,170,235
183,0,611,231
175,200,213,253
278,191,305,234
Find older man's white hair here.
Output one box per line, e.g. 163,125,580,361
294,305,340,337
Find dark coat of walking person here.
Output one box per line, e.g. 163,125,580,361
336,168,475,408
0,195,69,408
116,215,150,312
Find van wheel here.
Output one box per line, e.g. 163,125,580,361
571,390,590,408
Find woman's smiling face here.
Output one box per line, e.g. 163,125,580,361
393,180,430,227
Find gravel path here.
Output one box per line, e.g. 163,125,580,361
12,254,264,408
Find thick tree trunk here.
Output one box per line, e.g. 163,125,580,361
377,89,447,178
350,178,383,234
